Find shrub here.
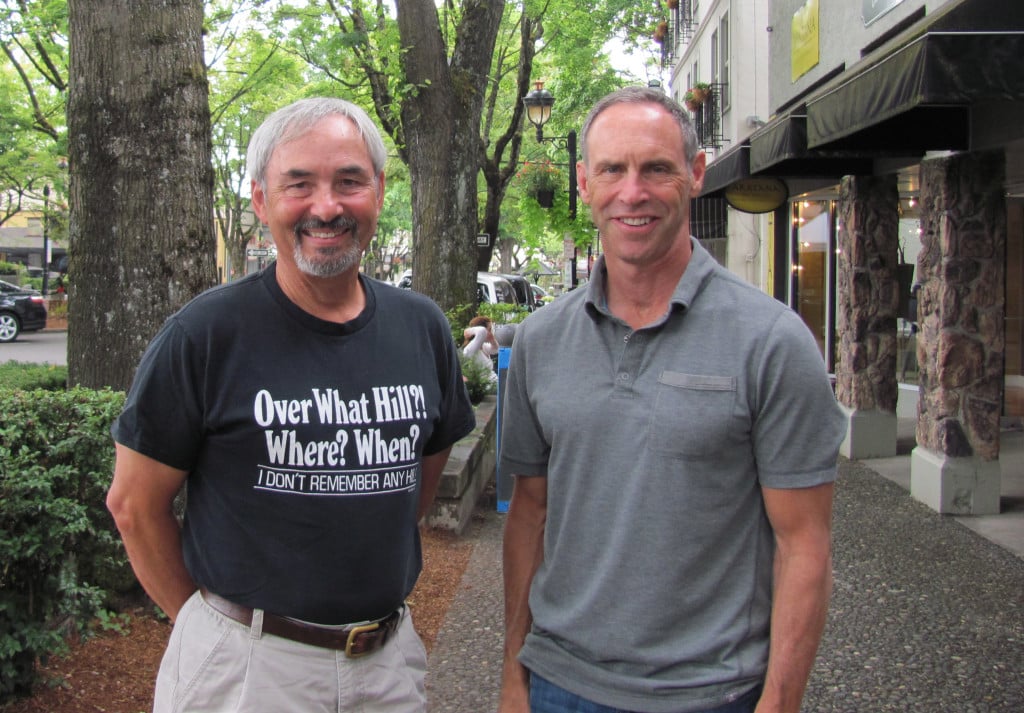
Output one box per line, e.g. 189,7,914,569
0,361,68,392
459,352,496,405
47,299,68,319
445,304,476,346
478,302,529,325
0,387,130,702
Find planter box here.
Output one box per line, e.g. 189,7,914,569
45,297,68,330
424,395,497,534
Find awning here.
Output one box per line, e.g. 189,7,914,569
807,31,1024,150
749,112,875,176
699,141,749,197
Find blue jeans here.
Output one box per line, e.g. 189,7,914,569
529,673,761,713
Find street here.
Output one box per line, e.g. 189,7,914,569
0,329,67,366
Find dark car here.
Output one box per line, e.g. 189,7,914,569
501,274,534,311
0,279,47,343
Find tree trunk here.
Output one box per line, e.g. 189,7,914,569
67,0,216,391
478,14,540,273
395,0,504,312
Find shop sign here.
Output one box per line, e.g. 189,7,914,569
791,0,820,82
724,178,789,214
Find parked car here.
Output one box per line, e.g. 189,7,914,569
501,274,534,311
477,272,519,306
530,283,550,308
25,266,61,280
0,279,47,343
398,270,520,307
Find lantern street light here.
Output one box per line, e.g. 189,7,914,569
522,81,581,285
522,82,576,221
522,82,554,142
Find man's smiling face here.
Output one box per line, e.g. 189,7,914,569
577,102,705,270
251,115,385,279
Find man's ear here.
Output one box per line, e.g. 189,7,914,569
376,172,386,212
576,161,590,205
251,179,268,224
689,151,707,194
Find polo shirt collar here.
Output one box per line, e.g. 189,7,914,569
585,237,716,320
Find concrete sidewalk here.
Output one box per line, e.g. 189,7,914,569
427,446,1024,712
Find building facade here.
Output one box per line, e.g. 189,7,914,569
671,0,1023,515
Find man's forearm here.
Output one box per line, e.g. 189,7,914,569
117,509,197,621
756,548,832,713
108,446,195,621
499,477,546,713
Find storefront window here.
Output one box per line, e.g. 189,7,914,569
897,196,922,385
791,200,834,367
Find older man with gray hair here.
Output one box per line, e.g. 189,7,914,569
107,97,475,712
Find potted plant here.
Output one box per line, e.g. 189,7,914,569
683,90,700,112
654,21,668,43
691,81,711,103
518,160,562,209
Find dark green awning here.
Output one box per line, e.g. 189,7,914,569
807,31,1024,150
749,112,874,176
699,141,749,197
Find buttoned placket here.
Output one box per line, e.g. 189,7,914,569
614,330,646,393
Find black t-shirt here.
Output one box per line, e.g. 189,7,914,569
112,265,475,623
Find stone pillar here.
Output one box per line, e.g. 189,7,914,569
911,150,1006,515
835,174,900,458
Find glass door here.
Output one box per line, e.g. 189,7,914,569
789,200,835,369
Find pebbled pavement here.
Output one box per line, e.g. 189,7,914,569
427,505,504,712
427,459,1024,712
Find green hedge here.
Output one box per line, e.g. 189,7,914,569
0,386,131,701
0,361,68,391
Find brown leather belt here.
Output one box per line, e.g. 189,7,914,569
199,588,401,657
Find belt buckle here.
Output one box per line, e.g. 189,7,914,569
344,621,381,658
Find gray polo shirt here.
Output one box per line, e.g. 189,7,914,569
499,239,846,712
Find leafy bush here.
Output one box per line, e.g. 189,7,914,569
0,261,22,275
47,299,68,319
0,361,67,391
445,304,476,346
0,387,130,702
459,352,497,405
478,302,529,324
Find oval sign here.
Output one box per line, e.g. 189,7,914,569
725,177,789,214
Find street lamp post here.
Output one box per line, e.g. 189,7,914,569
522,81,580,286
42,184,50,296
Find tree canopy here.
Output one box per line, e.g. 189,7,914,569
0,0,665,386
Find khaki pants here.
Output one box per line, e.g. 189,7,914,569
153,591,427,712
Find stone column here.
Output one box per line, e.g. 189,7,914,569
911,150,1006,515
835,174,900,458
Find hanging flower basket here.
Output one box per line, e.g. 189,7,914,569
518,160,562,209
667,0,679,9
654,21,668,43
690,82,711,103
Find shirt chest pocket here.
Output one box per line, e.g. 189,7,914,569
649,372,739,458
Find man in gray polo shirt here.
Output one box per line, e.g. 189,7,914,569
499,87,846,713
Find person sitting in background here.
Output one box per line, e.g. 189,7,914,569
463,315,499,380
